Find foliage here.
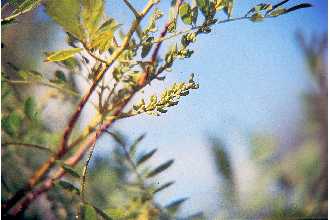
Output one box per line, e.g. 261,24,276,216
1,0,312,219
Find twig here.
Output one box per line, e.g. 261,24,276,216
2,79,80,97
105,130,144,185
123,0,140,18
2,142,53,153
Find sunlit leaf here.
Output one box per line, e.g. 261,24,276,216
81,0,104,37
45,48,82,62
250,12,264,22
179,3,192,25
90,18,120,52
45,0,83,40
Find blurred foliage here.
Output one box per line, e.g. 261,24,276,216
210,33,327,219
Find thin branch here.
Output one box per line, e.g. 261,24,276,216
104,130,144,185
82,43,109,64
2,79,80,97
2,142,53,153
80,126,100,203
153,15,274,44
123,0,140,18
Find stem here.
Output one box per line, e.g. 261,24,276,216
3,79,80,97
123,0,140,18
2,142,53,153
105,130,144,185
4,0,157,215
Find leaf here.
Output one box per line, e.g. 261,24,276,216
269,7,287,17
24,97,37,120
211,139,233,181
136,149,157,166
285,3,312,14
61,164,80,178
13,0,42,13
129,133,146,156
93,206,113,220
250,13,264,22
179,3,192,25
196,0,208,9
141,44,152,58
224,0,234,18
90,18,120,52
45,48,82,62
45,0,83,40
147,159,174,178
165,198,188,214
153,181,175,194
81,0,104,37
55,70,67,82
57,180,80,195
245,3,272,16
272,0,290,11
106,208,131,219
191,5,199,25
80,203,98,220
2,112,22,137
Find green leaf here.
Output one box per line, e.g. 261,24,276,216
57,180,80,195
61,164,80,178
93,206,113,220
13,0,42,13
269,7,287,17
250,12,264,22
224,0,234,18
179,3,192,25
141,44,152,58
196,0,208,9
165,198,188,214
147,159,174,178
55,70,67,82
136,149,157,166
24,97,37,120
285,3,312,14
81,0,104,37
153,181,175,194
210,138,233,181
80,203,98,220
45,48,82,62
129,133,146,156
2,112,22,137
90,18,120,52
45,0,83,40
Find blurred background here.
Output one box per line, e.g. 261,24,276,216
1,0,328,219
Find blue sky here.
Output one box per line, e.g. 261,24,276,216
31,0,327,218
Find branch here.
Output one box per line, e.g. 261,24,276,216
4,0,158,215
